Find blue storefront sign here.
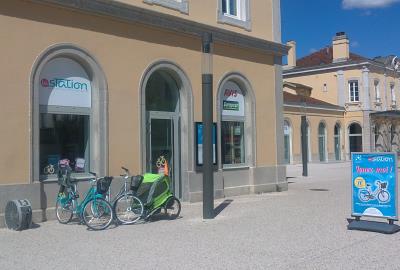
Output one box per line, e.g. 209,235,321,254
352,152,398,219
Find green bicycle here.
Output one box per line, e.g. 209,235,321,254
55,163,114,230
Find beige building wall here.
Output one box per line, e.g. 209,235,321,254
285,71,342,105
284,107,344,163
369,71,400,111
0,0,280,185
117,0,273,40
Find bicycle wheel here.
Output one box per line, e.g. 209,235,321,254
358,189,370,202
377,190,390,203
55,198,74,224
82,198,113,230
163,196,181,220
114,193,144,224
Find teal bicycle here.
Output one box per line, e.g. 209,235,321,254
55,162,114,230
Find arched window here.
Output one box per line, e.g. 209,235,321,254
283,120,292,164
32,45,108,181
334,123,341,160
219,75,254,167
318,122,327,161
349,123,363,156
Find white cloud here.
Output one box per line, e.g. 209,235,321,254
343,0,400,9
309,48,317,53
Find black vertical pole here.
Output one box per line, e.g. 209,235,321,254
202,33,214,219
301,115,308,176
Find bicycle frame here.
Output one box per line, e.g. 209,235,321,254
57,180,105,218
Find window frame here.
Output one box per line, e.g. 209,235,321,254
374,79,381,103
143,0,189,14
390,83,396,105
218,0,251,31
348,80,359,102
218,75,255,170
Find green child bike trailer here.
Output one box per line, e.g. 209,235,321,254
135,173,181,219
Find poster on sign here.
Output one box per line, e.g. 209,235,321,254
39,57,92,108
221,81,244,117
351,152,398,220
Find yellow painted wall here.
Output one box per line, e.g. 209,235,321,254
0,1,278,184
117,0,274,40
285,71,341,105
284,107,344,163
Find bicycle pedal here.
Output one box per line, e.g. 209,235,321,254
73,194,80,199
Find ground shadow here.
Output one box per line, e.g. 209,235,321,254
309,188,330,192
214,199,233,217
29,223,41,229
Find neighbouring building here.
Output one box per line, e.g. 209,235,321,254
283,32,400,164
0,0,288,226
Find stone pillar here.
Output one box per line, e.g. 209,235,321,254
362,111,372,152
337,70,345,106
362,66,370,110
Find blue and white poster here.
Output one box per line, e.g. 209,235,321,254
196,122,217,166
352,152,397,219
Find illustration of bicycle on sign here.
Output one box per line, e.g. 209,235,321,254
358,180,390,203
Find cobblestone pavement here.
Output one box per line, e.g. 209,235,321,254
1,162,400,270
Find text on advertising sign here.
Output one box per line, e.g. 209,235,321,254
39,57,92,108
221,81,244,117
351,153,397,219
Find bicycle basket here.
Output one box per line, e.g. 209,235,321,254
380,182,387,189
97,177,113,194
130,175,144,192
57,166,72,187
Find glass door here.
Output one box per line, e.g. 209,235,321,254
146,112,180,197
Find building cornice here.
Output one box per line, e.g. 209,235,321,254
284,103,345,112
284,59,399,77
30,0,289,56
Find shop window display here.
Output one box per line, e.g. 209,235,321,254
40,113,89,175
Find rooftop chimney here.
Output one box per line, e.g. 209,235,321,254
332,32,349,62
286,40,296,68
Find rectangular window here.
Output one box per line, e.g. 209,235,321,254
40,113,89,176
349,81,359,102
221,121,245,165
143,0,188,14
391,84,396,103
222,0,238,17
374,80,381,103
218,0,251,30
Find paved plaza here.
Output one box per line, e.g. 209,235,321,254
1,162,400,270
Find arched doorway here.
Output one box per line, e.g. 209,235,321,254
145,70,181,196
283,120,292,164
349,123,362,156
141,62,193,199
318,122,327,161
334,123,341,160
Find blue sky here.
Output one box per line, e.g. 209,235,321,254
281,0,400,60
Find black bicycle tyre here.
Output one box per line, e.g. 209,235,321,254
113,193,144,224
163,196,181,220
377,190,390,203
55,199,74,224
82,198,114,230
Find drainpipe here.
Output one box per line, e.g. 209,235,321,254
202,32,214,219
